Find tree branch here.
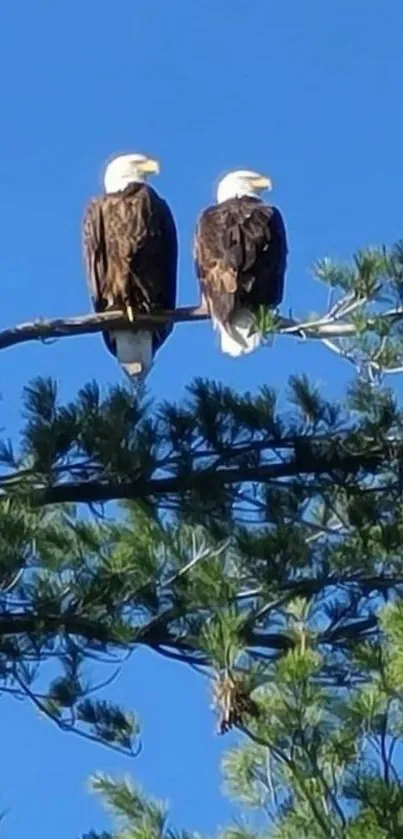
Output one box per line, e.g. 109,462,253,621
23,449,385,507
0,612,203,663
0,610,380,662
1,306,403,352
0,307,208,351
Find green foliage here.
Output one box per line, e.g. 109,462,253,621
309,241,403,380
3,239,403,834
81,775,203,839
2,363,403,761
254,306,281,340
2,371,402,834
91,774,167,834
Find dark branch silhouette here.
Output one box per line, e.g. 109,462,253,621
24,449,386,507
0,608,379,662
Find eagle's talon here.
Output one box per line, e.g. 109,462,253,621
126,303,135,323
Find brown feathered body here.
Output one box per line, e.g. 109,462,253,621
194,196,287,356
83,182,177,375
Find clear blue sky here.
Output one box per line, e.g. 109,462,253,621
0,1,402,836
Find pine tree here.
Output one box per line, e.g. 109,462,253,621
2,241,403,835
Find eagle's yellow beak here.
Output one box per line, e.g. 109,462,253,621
251,175,272,190
140,158,160,174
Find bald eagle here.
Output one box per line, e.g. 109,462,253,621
83,153,178,383
194,170,287,357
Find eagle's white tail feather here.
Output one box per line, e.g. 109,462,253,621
213,309,262,357
110,329,153,382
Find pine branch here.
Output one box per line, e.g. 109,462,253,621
0,609,379,660
1,306,403,351
0,612,203,663
25,449,385,507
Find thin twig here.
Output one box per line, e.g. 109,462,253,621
238,724,335,838
12,670,141,757
163,537,230,587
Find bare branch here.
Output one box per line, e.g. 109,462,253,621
0,307,208,351
1,305,403,352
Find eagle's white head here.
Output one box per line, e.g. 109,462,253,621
216,170,272,204
104,153,160,194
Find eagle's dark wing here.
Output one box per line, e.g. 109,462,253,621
82,183,178,356
194,196,287,324
82,196,108,311
152,192,178,351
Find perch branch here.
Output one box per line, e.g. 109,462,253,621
0,307,208,351
1,306,403,352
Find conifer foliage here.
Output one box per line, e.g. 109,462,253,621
2,242,403,836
